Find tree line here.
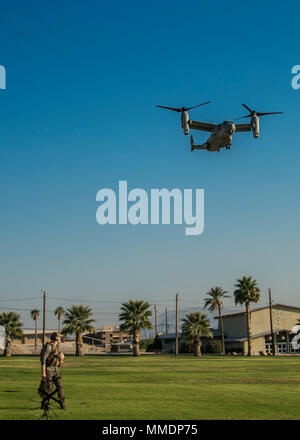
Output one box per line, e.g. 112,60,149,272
0,275,264,357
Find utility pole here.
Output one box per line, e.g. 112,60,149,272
165,307,168,333
154,304,158,337
41,289,46,346
268,288,276,356
175,293,179,357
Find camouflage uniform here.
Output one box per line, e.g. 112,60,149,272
40,341,66,409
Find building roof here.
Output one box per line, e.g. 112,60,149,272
102,326,120,330
22,329,58,335
158,329,215,340
158,332,180,340
224,328,292,342
214,304,300,320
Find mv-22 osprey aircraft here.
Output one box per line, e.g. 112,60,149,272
156,102,283,152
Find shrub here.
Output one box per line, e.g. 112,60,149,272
139,338,154,350
204,338,223,354
145,335,162,352
180,341,193,353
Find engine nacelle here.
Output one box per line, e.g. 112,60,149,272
251,114,260,138
181,111,189,135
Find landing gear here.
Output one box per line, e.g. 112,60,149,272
226,144,231,150
207,143,211,150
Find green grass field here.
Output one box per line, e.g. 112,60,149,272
0,355,300,420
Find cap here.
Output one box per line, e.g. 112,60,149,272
50,332,63,341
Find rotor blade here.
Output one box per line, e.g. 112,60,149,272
234,115,251,120
256,112,283,116
156,105,181,112
242,104,253,113
185,101,211,111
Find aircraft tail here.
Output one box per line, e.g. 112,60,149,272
190,135,195,152
190,135,210,151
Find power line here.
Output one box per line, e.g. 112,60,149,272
47,296,123,303
0,295,271,306
0,297,41,302
46,296,176,304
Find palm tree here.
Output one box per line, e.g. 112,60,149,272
62,305,96,356
181,311,212,356
234,275,261,356
54,306,65,332
30,308,40,349
204,287,230,355
0,312,23,357
119,300,152,356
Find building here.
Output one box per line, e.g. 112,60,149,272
14,329,58,345
110,342,133,352
158,332,181,353
83,326,131,348
158,330,217,354
215,303,300,355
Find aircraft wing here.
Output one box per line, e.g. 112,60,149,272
235,123,251,132
188,120,216,132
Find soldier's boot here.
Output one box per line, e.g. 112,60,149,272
60,399,66,410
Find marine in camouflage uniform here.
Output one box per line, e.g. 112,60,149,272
40,332,66,410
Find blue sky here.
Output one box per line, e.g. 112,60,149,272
0,1,299,329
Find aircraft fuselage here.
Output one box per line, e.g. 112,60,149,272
206,121,236,150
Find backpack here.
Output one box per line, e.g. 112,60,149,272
40,342,52,365
40,342,60,367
